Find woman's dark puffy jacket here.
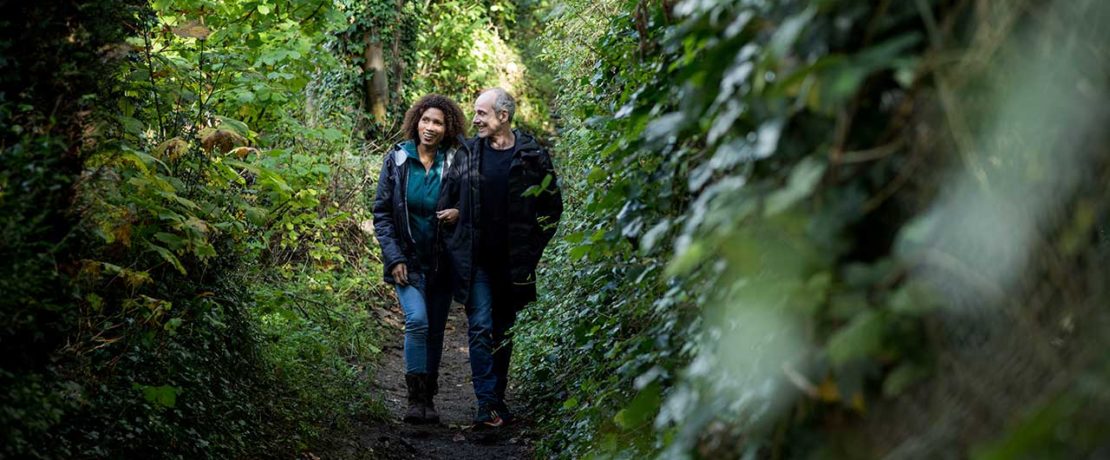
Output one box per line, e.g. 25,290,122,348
372,141,459,284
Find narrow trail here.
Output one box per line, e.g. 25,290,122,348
322,301,535,459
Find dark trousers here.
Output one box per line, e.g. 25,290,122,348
468,261,518,405
491,290,518,402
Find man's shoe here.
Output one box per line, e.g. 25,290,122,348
403,373,426,424
423,373,440,424
474,404,504,428
494,401,514,424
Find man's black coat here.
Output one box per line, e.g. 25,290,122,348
444,130,563,310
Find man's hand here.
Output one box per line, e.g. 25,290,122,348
436,208,459,225
391,263,409,286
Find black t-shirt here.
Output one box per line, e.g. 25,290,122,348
478,139,515,267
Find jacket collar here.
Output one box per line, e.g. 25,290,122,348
393,140,458,180
391,141,410,166
513,129,543,157
393,140,457,167
465,129,544,158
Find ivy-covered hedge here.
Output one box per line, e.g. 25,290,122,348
515,0,1110,458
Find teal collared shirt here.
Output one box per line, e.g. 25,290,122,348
403,141,445,270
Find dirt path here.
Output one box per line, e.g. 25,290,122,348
320,301,535,459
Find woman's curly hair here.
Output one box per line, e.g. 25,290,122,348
401,94,467,147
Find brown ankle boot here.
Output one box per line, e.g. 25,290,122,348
403,373,426,424
423,372,440,423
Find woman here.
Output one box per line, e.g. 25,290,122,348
372,94,466,424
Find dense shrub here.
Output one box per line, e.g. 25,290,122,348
1,0,388,457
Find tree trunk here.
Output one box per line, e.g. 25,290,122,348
363,29,388,124
390,0,405,105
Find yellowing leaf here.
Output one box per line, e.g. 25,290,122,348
114,223,133,247
172,21,210,40
816,378,840,402
850,392,867,413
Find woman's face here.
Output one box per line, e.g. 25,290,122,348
418,107,446,148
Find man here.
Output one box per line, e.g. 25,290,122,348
443,87,563,427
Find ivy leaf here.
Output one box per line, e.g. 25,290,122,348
827,310,885,366
883,362,931,397
522,174,553,197
769,8,814,58
586,166,608,184
665,240,707,277
887,282,938,316
164,317,184,334
813,34,921,111
134,384,181,409
643,112,685,143
640,219,671,254
765,156,826,216
564,231,586,244
568,244,592,260
613,382,660,430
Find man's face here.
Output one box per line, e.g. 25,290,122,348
472,92,506,138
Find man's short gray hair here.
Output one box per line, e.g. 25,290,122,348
483,87,516,122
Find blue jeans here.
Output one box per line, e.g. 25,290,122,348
466,265,518,407
395,271,451,374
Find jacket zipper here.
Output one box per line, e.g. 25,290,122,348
433,147,453,274
432,147,456,274
399,153,417,249
471,141,480,278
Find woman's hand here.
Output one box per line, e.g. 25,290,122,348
391,263,409,286
436,208,459,225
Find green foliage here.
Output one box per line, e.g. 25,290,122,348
333,0,418,131
2,0,390,457
515,0,1110,458
406,1,514,98
1,0,557,456
5,0,1107,458
402,0,553,133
